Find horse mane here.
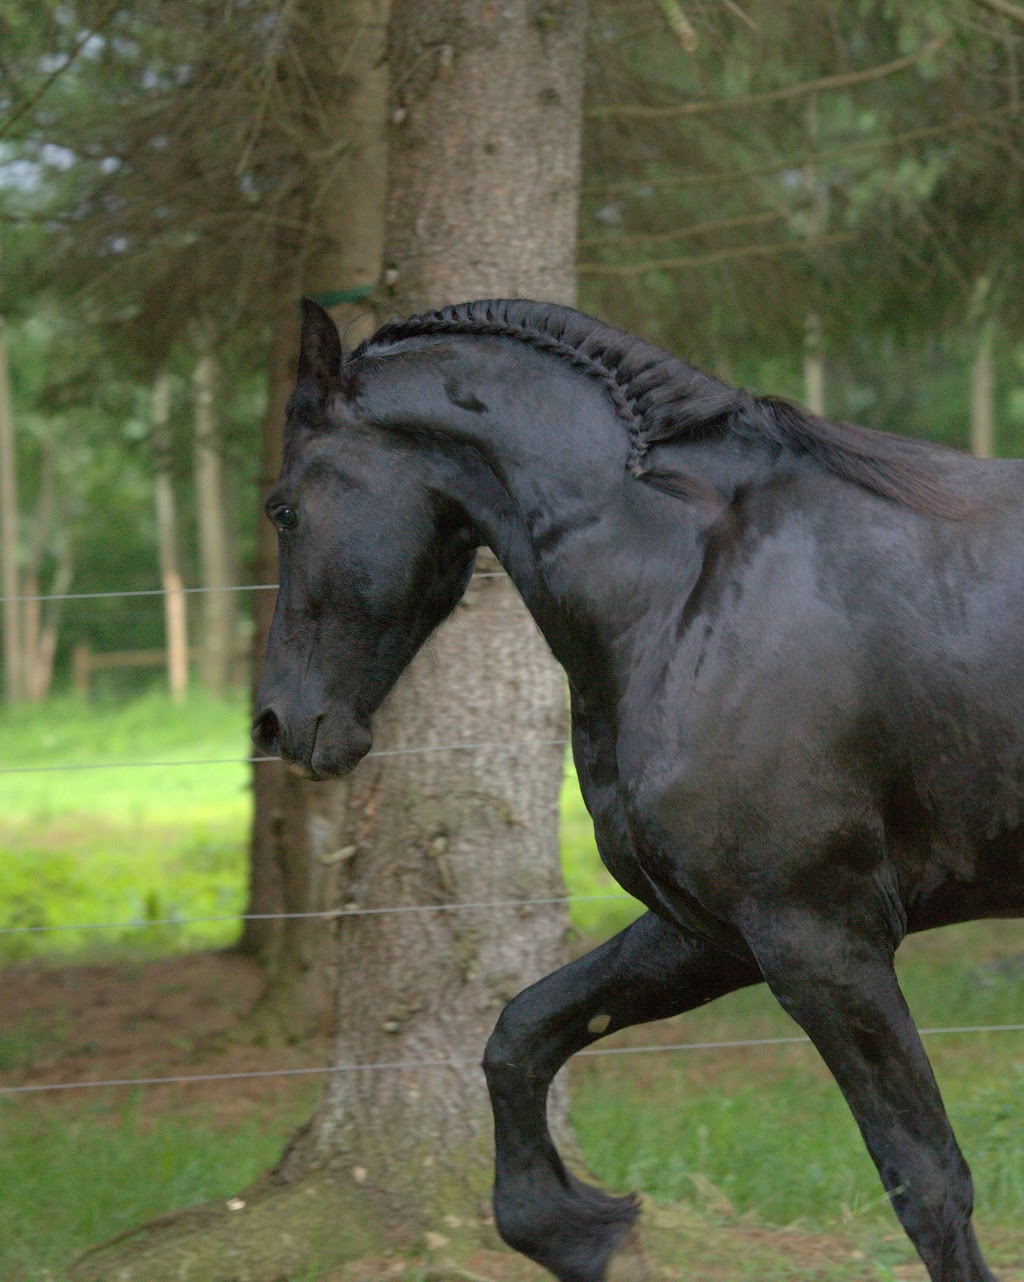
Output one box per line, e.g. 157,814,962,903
355,299,966,519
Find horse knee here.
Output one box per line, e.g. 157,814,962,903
482,992,541,1087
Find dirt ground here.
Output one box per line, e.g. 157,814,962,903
2,952,1022,1282
0,950,330,1120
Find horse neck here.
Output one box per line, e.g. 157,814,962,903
430,357,709,700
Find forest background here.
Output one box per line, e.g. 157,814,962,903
1,2,1024,1281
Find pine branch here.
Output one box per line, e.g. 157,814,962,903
578,231,857,275
976,0,1024,25
578,209,784,248
0,0,123,143
589,32,949,120
653,0,698,51
584,103,1022,195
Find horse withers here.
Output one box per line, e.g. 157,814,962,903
253,297,1024,1282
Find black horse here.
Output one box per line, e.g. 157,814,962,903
253,297,1024,1282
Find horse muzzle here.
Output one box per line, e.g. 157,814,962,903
251,705,372,780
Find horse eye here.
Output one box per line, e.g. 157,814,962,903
276,507,298,531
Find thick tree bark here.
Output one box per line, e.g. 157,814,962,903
0,318,22,704
192,327,235,696
151,367,189,703
275,0,587,1222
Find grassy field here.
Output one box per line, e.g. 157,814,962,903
0,692,1021,1280
0,690,639,960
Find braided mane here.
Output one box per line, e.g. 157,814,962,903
353,299,964,519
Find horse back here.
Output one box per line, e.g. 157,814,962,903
624,455,1024,927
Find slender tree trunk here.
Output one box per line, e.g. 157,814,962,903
31,528,72,701
802,99,826,417
803,311,825,415
239,0,390,990
21,432,54,702
238,294,299,965
0,318,22,704
970,316,995,458
151,367,189,703
192,328,234,696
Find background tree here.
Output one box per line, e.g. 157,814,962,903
70,2,587,1278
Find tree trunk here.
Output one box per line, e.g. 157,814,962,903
803,311,825,415
192,327,235,696
970,316,995,458
21,431,54,702
238,295,299,965
0,318,22,704
71,4,588,1279
276,0,587,1226
802,99,826,417
30,526,72,701
238,0,391,981
151,367,189,703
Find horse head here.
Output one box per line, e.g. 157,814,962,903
251,300,478,779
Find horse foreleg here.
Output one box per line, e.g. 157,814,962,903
746,907,997,1282
482,909,761,1282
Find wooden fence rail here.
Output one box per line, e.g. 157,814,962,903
72,642,249,698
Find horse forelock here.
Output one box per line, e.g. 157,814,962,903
353,300,966,519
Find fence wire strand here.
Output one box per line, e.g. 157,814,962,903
0,572,507,606
0,892,634,937
0,737,571,777
4,574,1022,1108
3,1024,1022,1096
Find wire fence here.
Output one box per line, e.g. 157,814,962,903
0,892,634,937
0,736,571,776
2,575,1022,1109
3,1025,1024,1097
0,571,507,606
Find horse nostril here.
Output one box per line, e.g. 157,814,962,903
252,708,282,755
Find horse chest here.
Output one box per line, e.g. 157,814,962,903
571,701,746,937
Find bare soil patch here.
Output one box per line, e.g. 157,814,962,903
0,950,329,1120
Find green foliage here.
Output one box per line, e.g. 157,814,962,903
0,0,1021,713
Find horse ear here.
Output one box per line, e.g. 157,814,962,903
297,298,343,395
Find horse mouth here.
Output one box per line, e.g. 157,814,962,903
301,716,372,781
252,707,371,780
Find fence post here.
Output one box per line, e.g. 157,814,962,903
73,642,91,699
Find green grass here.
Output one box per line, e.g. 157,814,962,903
0,692,253,959
574,933,1024,1230
0,1096,314,1282
0,693,1021,1278
0,689,640,961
